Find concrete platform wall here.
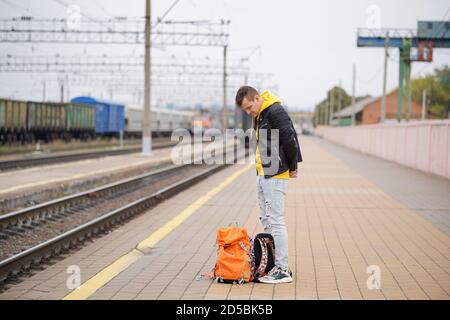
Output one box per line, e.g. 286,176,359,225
315,120,450,179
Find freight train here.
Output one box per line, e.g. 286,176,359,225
0,98,95,144
70,97,125,137
0,97,197,145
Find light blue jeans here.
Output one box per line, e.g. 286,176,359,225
256,175,289,270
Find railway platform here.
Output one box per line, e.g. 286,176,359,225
0,147,170,197
0,141,201,214
0,135,449,300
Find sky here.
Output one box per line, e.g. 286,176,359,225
0,0,449,111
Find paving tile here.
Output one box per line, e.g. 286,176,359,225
2,136,449,300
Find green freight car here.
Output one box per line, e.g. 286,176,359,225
0,99,28,143
28,102,66,141
64,103,96,140
0,99,96,144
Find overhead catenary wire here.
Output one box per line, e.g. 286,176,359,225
0,0,234,106
153,0,182,29
90,0,115,18
356,62,384,85
0,1,53,54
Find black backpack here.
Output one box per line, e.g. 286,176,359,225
251,233,276,281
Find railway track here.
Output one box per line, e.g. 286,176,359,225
0,142,175,172
0,147,247,288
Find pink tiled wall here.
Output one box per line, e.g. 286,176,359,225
315,120,450,179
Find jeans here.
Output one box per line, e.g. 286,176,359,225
256,175,289,270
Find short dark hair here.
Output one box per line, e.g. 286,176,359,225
235,86,259,107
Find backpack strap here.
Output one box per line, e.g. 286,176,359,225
267,238,276,261
196,268,217,282
255,237,269,277
239,241,250,253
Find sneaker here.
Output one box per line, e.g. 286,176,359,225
258,267,293,284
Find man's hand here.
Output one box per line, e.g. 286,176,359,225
289,170,298,178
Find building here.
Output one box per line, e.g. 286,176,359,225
332,90,424,125
288,111,314,134
330,96,374,126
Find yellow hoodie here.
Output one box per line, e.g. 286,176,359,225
255,91,290,179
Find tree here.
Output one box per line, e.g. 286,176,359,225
412,65,450,119
313,86,369,127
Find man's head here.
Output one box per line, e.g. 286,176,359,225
235,86,263,117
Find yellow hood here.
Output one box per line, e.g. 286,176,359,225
257,91,282,118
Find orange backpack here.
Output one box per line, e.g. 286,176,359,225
214,226,253,284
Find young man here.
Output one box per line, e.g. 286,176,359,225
235,86,303,284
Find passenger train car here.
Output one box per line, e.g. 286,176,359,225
125,105,194,138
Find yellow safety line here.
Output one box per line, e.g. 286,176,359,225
63,163,253,300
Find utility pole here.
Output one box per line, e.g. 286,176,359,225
319,104,322,125
397,38,411,122
60,83,64,103
42,80,46,101
241,45,260,86
222,45,228,131
242,61,249,132
321,103,325,125
313,104,320,127
338,80,342,126
142,0,152,155
329,87,334,125
352,64,356,126
421,89,427,120
403,38,412,122
381,32,389,123
314,104,320,127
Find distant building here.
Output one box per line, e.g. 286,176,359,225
288,111,315,134
331,96,375,126
332,90,423,125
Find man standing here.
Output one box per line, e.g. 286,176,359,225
235,86,303,284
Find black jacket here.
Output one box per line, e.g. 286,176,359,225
253,103,303,178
